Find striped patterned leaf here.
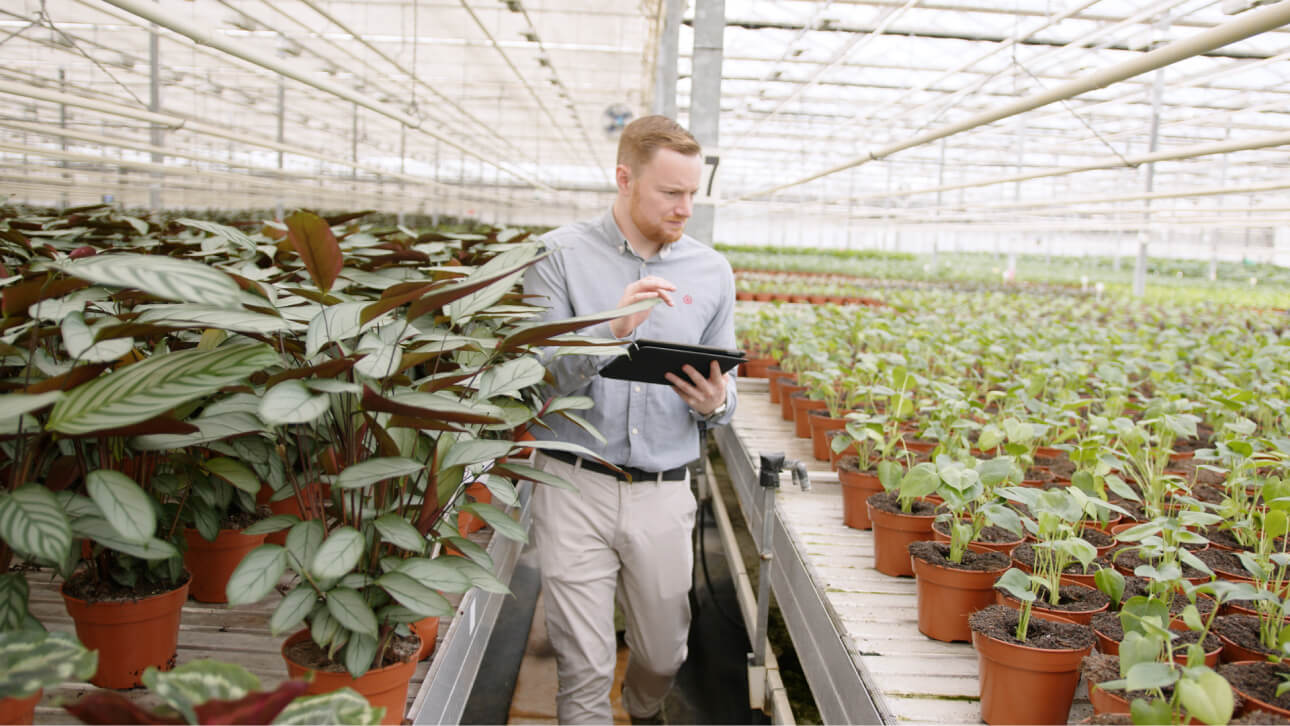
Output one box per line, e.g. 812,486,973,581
0,391,62,420
305,302,367,358
132,411,265,451
258,380,330,426
86,470,155,544
61,312,133,363
460,502,527,544
60,254,242,307
444,245,541,324
393,557,472,593
440,440,513,470
0,631,98,701
310,527,365,580
142,659,260,725
274,688,383,725
335,457,423,490
47,342,278,435
0,484,73,566
325,587,378,639
177,218,258,254
474,356,545,399
225,544,287,606
269,585,317,637
136,305,296,334
0,573,29,631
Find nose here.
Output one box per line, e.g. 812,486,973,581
677,194,693,218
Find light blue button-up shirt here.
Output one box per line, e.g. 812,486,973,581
522,209,739,472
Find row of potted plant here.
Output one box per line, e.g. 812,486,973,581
736,292,1289,724
0,204,632,722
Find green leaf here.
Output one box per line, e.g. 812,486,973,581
1177,670,1234,725
61,312,132,363
60,253,243,307
994,568,1036,603
0,484,73,566
492,462,576,493
86,469,155,544
428,554,509,594
305,302,368,358
47,342,278,434
142,658,260,725
325,587,378,638
1119,630,1163,675
1095,567,1126,605
225,544,288,606
460,502,527,544
441,440,513,470
286,520,325,576
203,457,260,495
1125,661,1178,692
898,463,940,503
73,517,178,560
335,457,424,489
177,218,258,253
132,411,267,451
243,515,299,536
475,356,546,399
258,380,331,426
393,558,472,593
445,244,541,323
377,572,454,617
269,585,317,636
286,211,344,293
1131,697,1173,726
342,633,379,679
372,515,426,554
310,527,365,580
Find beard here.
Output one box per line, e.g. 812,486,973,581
630,186,686,245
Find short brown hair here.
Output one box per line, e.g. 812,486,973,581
617,115,701,172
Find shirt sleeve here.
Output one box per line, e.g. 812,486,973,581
522,241,623,397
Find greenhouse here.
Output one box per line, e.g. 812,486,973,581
2,0,1290,725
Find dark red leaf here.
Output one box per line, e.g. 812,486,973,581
360,282,434,326
193,680,309,725
264,356,356,388
2,275,90,316
404,255,545,321
285,211,343,293
361,386,501,425
60,416,199,439
23,363,109,394
65,691,185,725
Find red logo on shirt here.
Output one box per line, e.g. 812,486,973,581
683,294,693,304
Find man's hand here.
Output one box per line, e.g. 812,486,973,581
666,360,728,417
609,276,676,339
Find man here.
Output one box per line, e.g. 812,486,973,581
522,115,738,725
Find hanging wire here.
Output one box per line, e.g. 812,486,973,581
0,18,38,49
37,0,149,109
1015,61,1135,166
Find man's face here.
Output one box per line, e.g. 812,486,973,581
624,148,702,246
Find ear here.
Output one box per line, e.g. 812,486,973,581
615,164,632,194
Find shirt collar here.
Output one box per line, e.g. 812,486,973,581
601,208,675,260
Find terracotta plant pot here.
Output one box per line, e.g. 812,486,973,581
931,521,1022,555
838,468,883,530
1225,660,1290,718
282,630,418,725
62,576,190,688
409,616,440,661
183,527,268,603
808,412,848,462
767,370,795,404
457,481,492,536
867,496,935,577
972,627,1092,725
995,583,1109,626
778,383,807,421
790,395,828,438
0,690,41,725
741,357,776,378
1088,680,1130,716
913,552,1010,643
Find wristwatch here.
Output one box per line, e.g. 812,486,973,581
703,401,728,422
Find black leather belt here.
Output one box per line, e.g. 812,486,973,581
545,449,687,483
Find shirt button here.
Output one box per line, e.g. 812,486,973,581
631,427,639,435
633,385,641,393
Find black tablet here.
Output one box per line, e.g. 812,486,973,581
600,339,746,386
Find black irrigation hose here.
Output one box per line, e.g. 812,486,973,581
695,494,750,634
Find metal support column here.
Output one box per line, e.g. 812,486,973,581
654,0,684,119
58,68,69,210
149,11,163,211
1134,18,1169,298
1210,130,1230,282
351,102,359,180
276,79,285,221
688,0,725,247
932,137,947,271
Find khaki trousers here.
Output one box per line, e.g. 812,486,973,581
532,452,696,724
